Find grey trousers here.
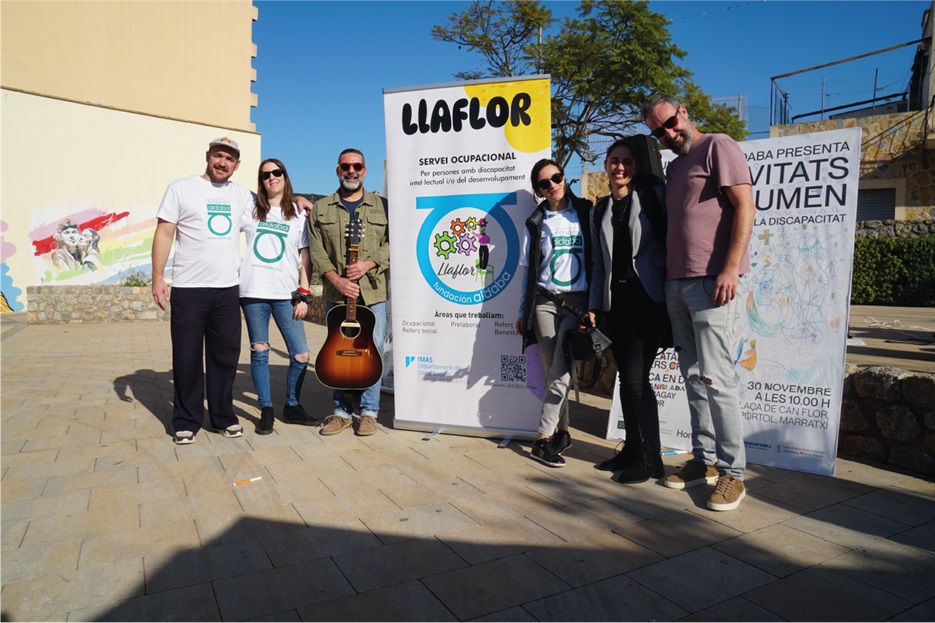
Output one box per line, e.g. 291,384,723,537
533,291,588,437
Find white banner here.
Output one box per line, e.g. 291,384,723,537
607,351,691,448
607,128,861,476
384,77,553,437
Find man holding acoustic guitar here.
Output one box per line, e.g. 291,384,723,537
307,149,390,437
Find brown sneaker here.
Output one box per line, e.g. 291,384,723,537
664,461,718,489
355,415,378,436
319,415,353,436
707,474,746,511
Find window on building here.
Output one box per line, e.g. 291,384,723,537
856,188,896,221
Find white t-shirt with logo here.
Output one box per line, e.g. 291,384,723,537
155,176,255,288
519,206,587,294
238,204,309,300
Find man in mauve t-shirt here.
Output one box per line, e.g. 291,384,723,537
643,94,755,512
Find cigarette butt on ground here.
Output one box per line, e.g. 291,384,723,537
233,477,262,487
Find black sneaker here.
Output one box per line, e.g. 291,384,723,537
530,438,565,468
256,406,274,435
551,430,572,455
282,403,322,427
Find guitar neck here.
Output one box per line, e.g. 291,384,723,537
346,244,359,318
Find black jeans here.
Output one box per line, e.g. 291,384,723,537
170,286,242,434
607,278,668,452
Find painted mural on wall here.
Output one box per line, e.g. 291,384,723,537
29,203,156,287
1,220,23,311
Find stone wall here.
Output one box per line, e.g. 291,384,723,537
855,217,935,239
27,286,168,324
26,285,327,325
840,365,935,476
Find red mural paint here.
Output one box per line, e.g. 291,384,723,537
31,211,130,256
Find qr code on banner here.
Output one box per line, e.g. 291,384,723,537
500,355,526,382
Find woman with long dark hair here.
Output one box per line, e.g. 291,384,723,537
589,137,669,482
239,159,318,434
517,159,593,467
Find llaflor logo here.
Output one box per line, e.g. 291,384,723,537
416,192,520,306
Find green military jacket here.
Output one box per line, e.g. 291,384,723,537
308,188,389,305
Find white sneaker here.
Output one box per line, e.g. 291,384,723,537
217,424,243,438
173,430,195,445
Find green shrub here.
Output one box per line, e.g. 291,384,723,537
119,271,151,287
901,235,935,306
851,235,935,306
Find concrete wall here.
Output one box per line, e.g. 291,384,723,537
0,91,261,312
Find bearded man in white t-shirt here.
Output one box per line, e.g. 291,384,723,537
151,138,257,444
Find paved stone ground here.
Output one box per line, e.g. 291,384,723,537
1,310,933,622
846,305,935,374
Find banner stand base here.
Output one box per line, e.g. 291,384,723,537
394,419,538,443
421,429,441,442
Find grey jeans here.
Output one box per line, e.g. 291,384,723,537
533,292,588,437
665,277,746,478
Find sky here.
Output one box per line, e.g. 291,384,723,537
251,0,929,195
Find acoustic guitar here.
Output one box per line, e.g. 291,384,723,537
314,217,384,390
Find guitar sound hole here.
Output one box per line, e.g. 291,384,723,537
340,325,361,339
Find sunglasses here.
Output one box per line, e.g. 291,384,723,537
651,113,680,138
536,172,564,191
339,162,364,172
260,169,284,181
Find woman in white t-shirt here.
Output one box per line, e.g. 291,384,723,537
240,159,319,434
516,159,593,468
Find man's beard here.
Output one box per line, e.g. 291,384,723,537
341,176,361,192
672,129,693,156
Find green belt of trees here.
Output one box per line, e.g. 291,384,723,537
851,236,935,306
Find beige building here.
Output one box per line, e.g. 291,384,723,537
1,0,260,311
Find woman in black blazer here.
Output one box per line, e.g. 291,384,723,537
588,136,669,483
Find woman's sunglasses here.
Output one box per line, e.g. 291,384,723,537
260,169,285,181
339,162,364,172
536,172,564,191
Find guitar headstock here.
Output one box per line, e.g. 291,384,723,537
345,217,364,249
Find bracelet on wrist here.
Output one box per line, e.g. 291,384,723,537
291,289,315,305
